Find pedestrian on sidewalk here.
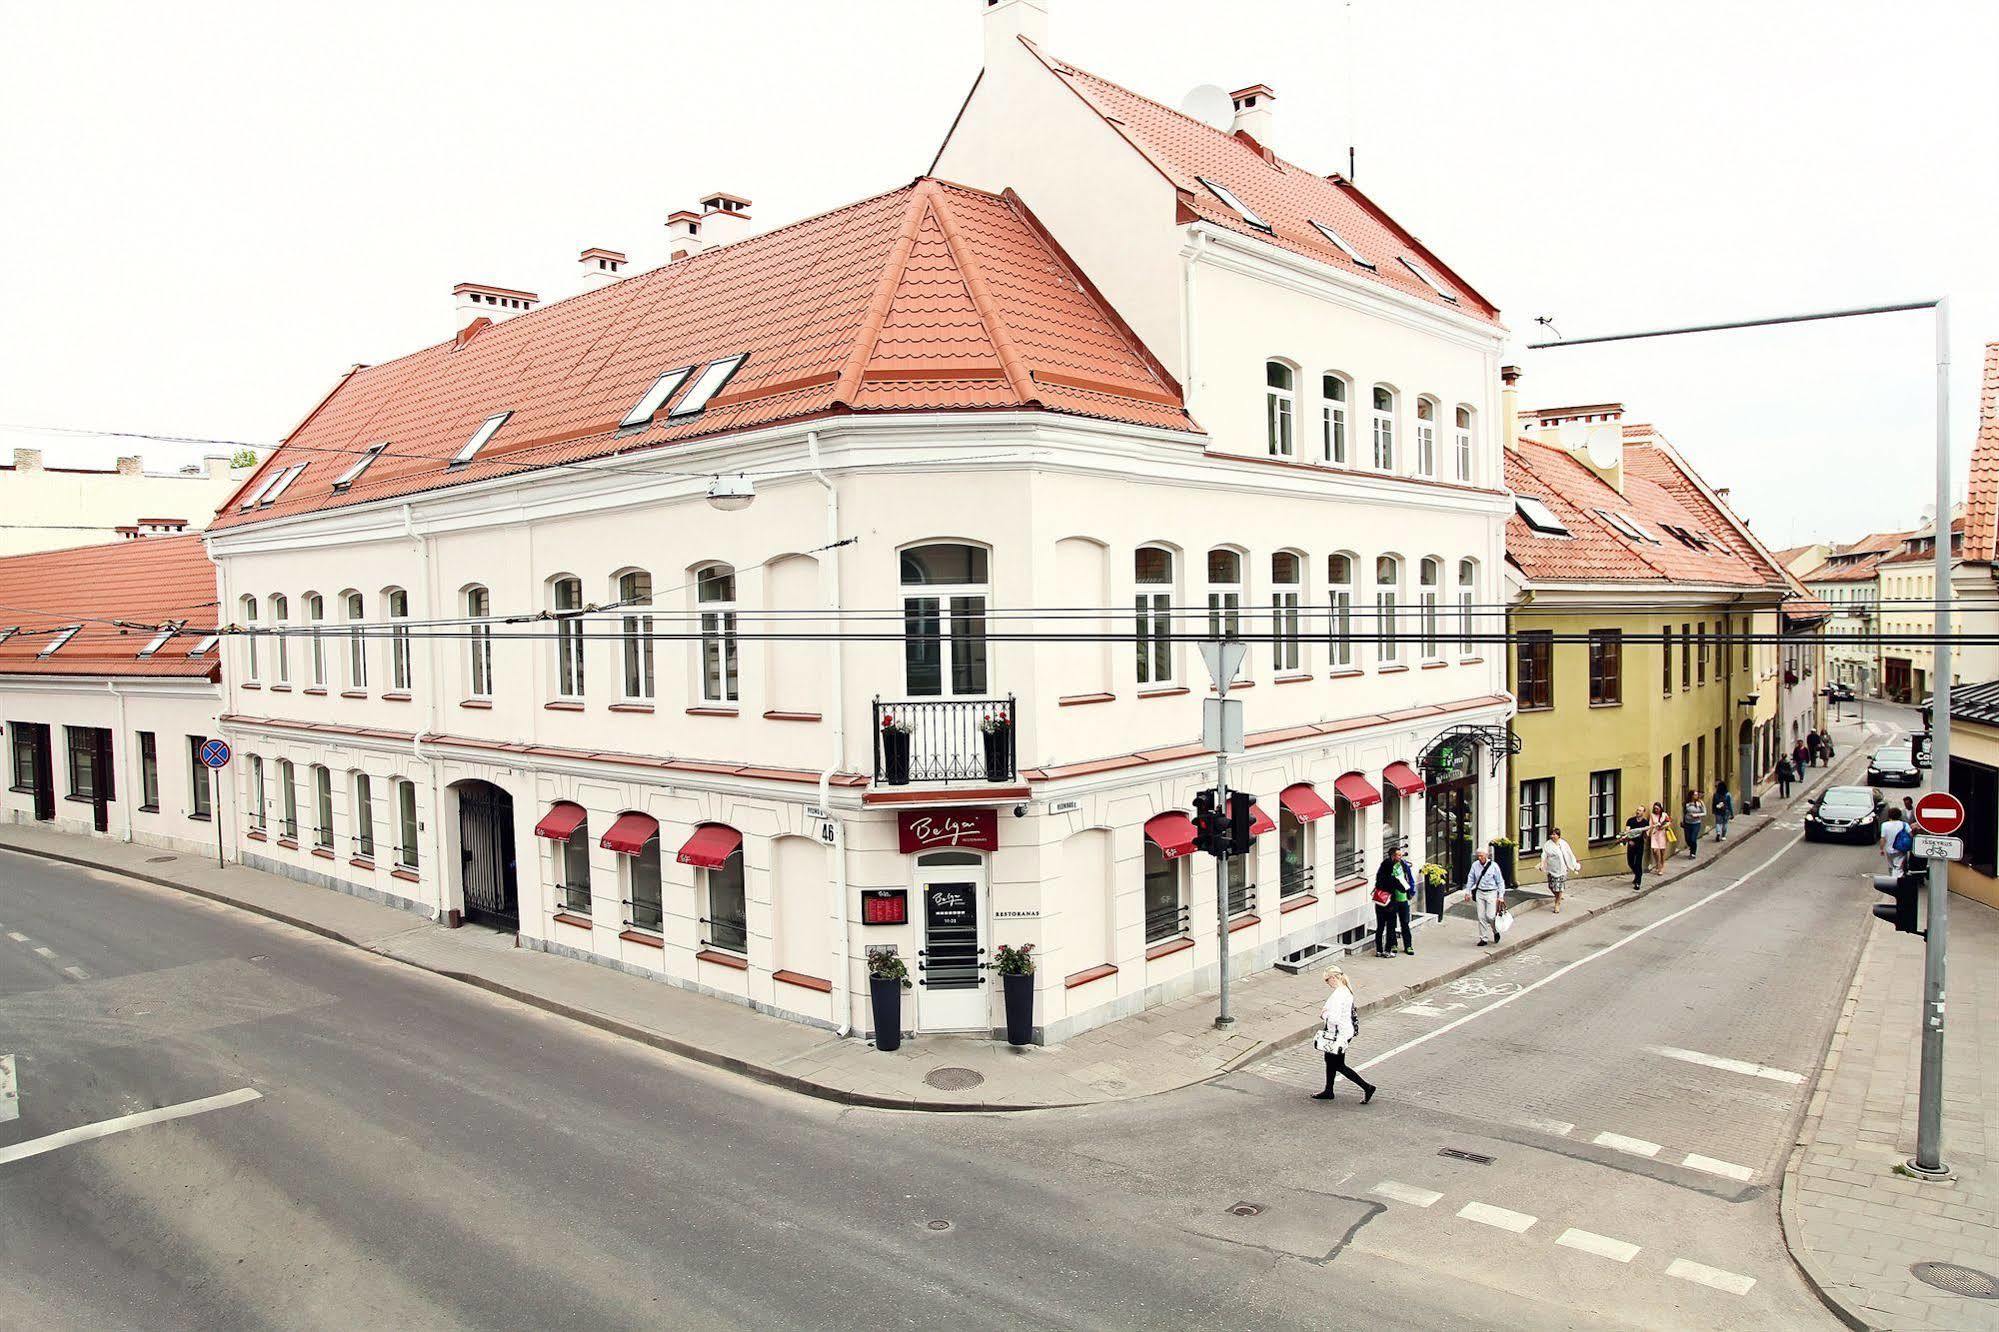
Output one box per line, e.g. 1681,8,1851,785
1647,801,1672,875
1776,754,1795,798
1822,731,1836,764
1539,827,1581,913
1792,738,1810,776
1900,794,1917,829
1711,780,1734,841
1386,846,1416,954
1370,854,1398,957
1807,729,1824,767
1624,807,1651,890
1880,808,1910,875
1312,968,1376,1103
1682,790,1706,858
1467,846,1507,946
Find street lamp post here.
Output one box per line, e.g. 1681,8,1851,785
1530,297,1953,1178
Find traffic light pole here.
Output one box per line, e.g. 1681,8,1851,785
1214,741,1234,1030
1911,298,1952,1179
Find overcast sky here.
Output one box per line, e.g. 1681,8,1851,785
3,0,1992,547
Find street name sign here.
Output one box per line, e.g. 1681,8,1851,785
1912,834,1962,861
1912,792,1965,837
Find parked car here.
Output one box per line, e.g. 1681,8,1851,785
1804,786,1881,844
1827,681,1856,702
1866,745,1922,787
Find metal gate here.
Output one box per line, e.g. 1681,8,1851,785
456,782,519,929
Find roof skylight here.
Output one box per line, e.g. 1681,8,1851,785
451,412,512,468
260,462,310,506
187,634,220,658
238,468,289,510
668,354,749,419
619,367,695,429
1515,496,1570,536
1309,221,1377,269
1196,177,1273,232
1398,256,1459,303
0,628,16,647
138,620,186,659
38,625,80,658
332,443,389,491
1598,510,1660,544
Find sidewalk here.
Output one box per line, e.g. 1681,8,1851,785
1781,899,1999,1331
0,724,1865,1113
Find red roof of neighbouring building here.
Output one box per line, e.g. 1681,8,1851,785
213,178,1196,531
0,534,219,679
1019,45,1500,324
1965,342,1999,563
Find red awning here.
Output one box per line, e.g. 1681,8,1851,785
1332,772,1382,809
1246,802,1276,837
677,823,743,869
600,810,660,856
533,801,587,841
1280,782,1334,823
1384,761,1427,797
1144,811,1200,860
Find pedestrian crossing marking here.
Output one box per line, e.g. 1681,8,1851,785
1371,1180,1442,1207
1682,1153,1753,1182
1458,1201,1536,1233
1650,1044,1805,1084
1593,1131,1663,1158
1666,1258,1756,1295
4,932,26,943
62,966,90,982
1518,1116,1575,1137
1555,1228,1640,1263
32,946,55,959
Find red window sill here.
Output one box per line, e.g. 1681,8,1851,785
763,710,822,723
774,969,832,993
1334,875,1367,893
1327,668,1364,679
1137,686,1190,699
349,856,375,871
389,867,419,883
620,929,664,950
277,837,299,850
341,690,367,700
1145,936,1194,962
553,911,594,930
1280,893,1319,913
544,701,584,712
1379,664,1410,674
1227,913,1260,934
241,682,262,691
696,948,749,970
304,687,328,696
1064,962,1118,990
1211,680,1254,690
608,703,655,714
686,707,739,718
460,699,492,709
1589,700,1623,709
1274,674,1312,685
382,691,412,702
1058,692,1115,707
310,847,335,860
269,684,293,693
1420,662,1448,670
245,829,267,842
1459,657,1484,666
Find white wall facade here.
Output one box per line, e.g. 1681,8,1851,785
0,449,252,557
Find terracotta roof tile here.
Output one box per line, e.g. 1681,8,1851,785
1965,342,1999,562
0,534,219,679
1028,45,1499,325
215,179,1194,531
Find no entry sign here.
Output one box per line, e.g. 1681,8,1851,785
1912,792,1965,837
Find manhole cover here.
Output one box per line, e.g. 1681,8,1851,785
1439,1147,1496,1165
1226,1201,1266,1217
924,1067,985,1091
1911,1262,1999,1299
925,1219,953,1232
146,856,175,864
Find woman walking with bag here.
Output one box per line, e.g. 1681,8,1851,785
1711,780,1734,842
1539,827,1581,913
1312,968,1377,1103
1682,789,1706,859
1648,801,1672,876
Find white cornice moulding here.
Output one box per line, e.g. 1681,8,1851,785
0,676,221,701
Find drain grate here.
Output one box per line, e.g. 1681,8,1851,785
1438,1147,1496,1165
146,856,176,864
1911,1262,1999,1299
1226,1201,1266,1217
923,1066,985,1092
925,1219,953,1232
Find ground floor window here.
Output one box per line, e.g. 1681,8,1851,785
249,754,267,831
557,817,592,914
1951,757,1998,877
1588,769,1620,843
1518,778,1552,853
1333,798,1363,878
278,759,298,841
628,838,663,932
396,779,418,870
312,766,334,849
1279,809,1312,898
1383,793,1405,855
138,732,159,811
187,737,212,820
1225,852,1254,917
704,850,748,953
1143,843,1185,943
352,773,374,860
64,726,111,802
9,727,35,793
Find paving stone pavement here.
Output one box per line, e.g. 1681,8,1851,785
1782,896,1999,1331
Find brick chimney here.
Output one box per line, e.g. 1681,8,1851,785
696,192,754,249
1230,84,1277,149
116,455,142,476
453,282,539,338
665,209,706,264
578,247,628,292
983,0,1049,65
1521,402,1627,494
11,448,42,472
1500,365,1521,454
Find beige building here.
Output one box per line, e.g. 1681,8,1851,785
0,447,254,557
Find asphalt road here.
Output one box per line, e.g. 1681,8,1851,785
0,737,1899,1329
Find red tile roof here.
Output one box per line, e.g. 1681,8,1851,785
1966,343,1999,562
1023,46,1499,325
1504,439,1787,588
1879,518,1964,565
213,178,1195,531
0,534,219,679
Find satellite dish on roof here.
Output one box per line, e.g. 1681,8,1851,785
1586,432,1623,472
1180,84,1235,130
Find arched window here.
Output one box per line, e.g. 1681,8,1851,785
702,829,748,955
627,821,664,932
1321,373,1351,466
311,764,333,849
555,811,592,914
277,758,298,842
1333,791,1362,877
241,595,260,682
1458,559,1478,658
1454,405,1475,482
1375,555,1402,666
697,563,740,703
305,593,326,688
271,594,290,685
1327,553,1356,668
1415,397,1439,477
1135,546,1175,686
1143,839,1183,944
385,588,411,692
551,576,584,700
1419,557,1443,660
343,591,367,691
395,778,418,870
351,772,375,860
618,570,654,700
899,544,987,698
1278,803,1311,898
1272,551,1302,672
1205,548,1243,640
1371,385,1397,471
464,586,492,699
1266,361,1296,458
247,754,266,832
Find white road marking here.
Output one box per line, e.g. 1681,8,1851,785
1593,1131,1663,1158
1682,1153,1754,1182
1358,835,1804,1072
1518,1117,1575,1137
1649,1045,1805,1085
1457,1201,1536,1233
62,965,89,982
4,932,27,943
1372,1179,1443,1207
31,946,55,960
1399,1002,1461,1018
0,1055,15,1123
0,1087,262,1167
1666,1257,1757,1295
1556,1228,1640,1263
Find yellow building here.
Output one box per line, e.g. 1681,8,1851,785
1504,405,1793,882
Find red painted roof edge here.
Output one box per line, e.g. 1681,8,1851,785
218,363,367,518
925,69,983,178
1329,176,1502,321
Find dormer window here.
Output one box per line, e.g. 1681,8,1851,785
1197,177,1272,232
187,634,219,658
332,442,388,491
451,412,512,467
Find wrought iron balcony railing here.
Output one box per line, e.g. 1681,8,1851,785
873,695,1017,786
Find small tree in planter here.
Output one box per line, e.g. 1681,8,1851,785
977,708,1013,783
992,943,1035,1046
879,713,913,786
1489,835,1516,889
867,949,911,1052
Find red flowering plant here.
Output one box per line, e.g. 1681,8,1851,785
880,712,913,735
976,708,1011,735
992,942,1035,975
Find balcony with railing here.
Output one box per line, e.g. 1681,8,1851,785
873,695,1017,786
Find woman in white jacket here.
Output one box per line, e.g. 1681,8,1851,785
1539,827,1582,914
1313,969,1377,1103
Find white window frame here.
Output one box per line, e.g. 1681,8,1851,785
1419,557,1442,661
386,589,411,692
898,545,989,699
395,778,418,870
1519,778,1552,853
1415,397,1439,478
698,564,741,703
1328,553,1356,669
1205,548,1244,642
669,354,749,420
241,595,260,682
1308,219,1376,269
1196,176,1271,231
343,592,367,691
1265,361,1295,458
618,570,655,701
1457,559,1478,660
1375,555,1402,667
620,366,694,429
271,595,290,685
1272,551,1302,673
552,576,585,701
312,764,333,849
1588,769,1620,843
1321,373,1350,466
305,593,326,687
331,442,387,490
450,412,511,468
1371,385,1396,472
1453,406,1474,483
1135,546,1175,687
466,586,492,699
352,772,375,861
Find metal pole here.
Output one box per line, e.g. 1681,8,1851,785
1215,730,1234,1030
216,765,226,871
1912,298,1952,1178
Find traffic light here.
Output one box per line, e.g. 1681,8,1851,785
1227,791,1254,854
1873,870,1924,935
1192,788,1226,859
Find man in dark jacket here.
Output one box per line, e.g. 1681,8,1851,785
1374,847,1418,957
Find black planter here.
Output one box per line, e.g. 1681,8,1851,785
1492,845,1516,889
982,727,1012,783
1002,971,1034,1046
869,975,904,1051
881,729,911,786
1424,877,1446,921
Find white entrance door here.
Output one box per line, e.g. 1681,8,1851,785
915,851,988,1032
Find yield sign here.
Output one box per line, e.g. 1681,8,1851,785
1913,792,1965,837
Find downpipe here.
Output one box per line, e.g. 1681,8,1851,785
807,431,855,1036
405,503,448,924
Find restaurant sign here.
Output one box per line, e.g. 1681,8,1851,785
897,807,999,854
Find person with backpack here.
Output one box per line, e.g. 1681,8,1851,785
1312,968,1376,1103
1776,754,1795,798
1881,808,1912,874
1711,780,1735,842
